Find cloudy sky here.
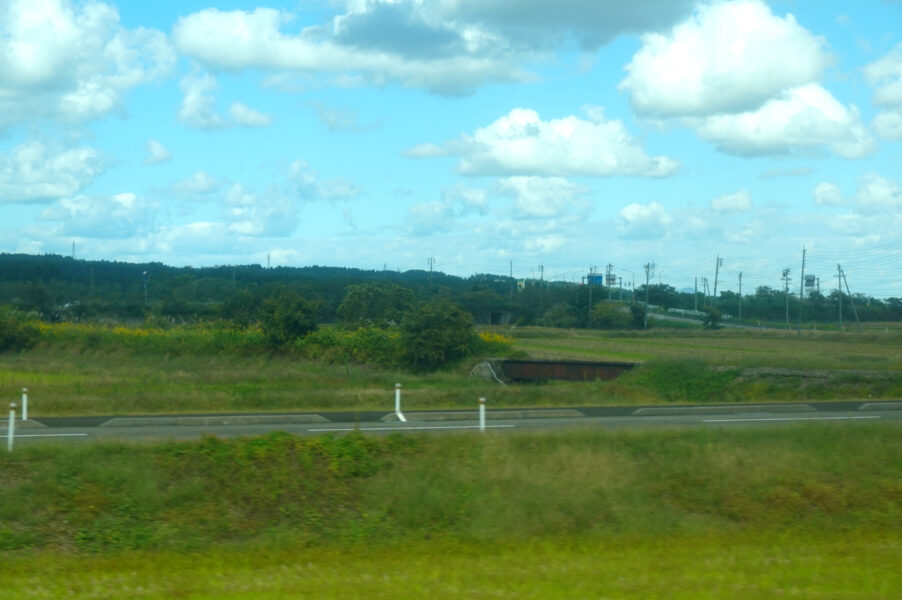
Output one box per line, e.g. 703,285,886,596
3,0,902,297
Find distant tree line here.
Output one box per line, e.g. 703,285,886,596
1,253,900,329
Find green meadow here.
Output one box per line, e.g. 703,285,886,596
2,323,902,416
2,425,901,599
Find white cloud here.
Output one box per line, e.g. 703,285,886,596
618,201,672,239
865,43,902,140
417,107,678,177
813,182,844,207
853,173,902,214
408,184,489,235
179,71,225,130
172,2,695,96
691,84,876,158
403,143,448,159
408,200,453,236
620,0,829,117
229,102,273,127
419,0,696,50
0,141,105,203
0,0,175,128
286,160,360,200
223,183,298,237
145,139,171,165
710,190,752,214
872,109,902,140
496,177,589,219
173,7,527,96
173,171,220,194
179,73,272,130
865,42,902,107
39,193,154,238
442,184,488,215
617,0,870,159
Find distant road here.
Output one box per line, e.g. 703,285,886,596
8,401,901,446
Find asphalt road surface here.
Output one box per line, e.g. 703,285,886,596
6,401,901,447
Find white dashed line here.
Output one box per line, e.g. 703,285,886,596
309,424,516,432
704,416,881,423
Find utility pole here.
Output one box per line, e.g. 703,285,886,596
606,263,614,301
798,246,806,335
538,263,544,324
509,260,514,302
781,268,791,327
713,255,723,305
837,264,843,331
840,266,862,331
426,256,435,286
643,261,655,330
738,271,743,321
618,276,623,301
587,266,597,324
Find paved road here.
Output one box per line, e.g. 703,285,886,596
5,401,901,447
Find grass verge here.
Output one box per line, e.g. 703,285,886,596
1,423,901,598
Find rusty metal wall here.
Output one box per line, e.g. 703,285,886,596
500,360,636,382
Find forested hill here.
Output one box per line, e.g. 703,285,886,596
0,253,517,324
2,252,901,326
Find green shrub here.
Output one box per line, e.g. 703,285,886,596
260,291,318,350
296,326,403,367
0,307,40,353
592,301,633,329
337,283,415,329
400,298,478,370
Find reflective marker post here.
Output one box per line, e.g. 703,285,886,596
394,383,407,423
7,403,15,452
479,397,486,432
21,388,27,422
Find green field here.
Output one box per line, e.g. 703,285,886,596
3,323,902,598
3,325,902,416
2,424,901,598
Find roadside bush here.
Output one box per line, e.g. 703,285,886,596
0,307,40,353
260,291,318,350
542,303,581,328
703,307,722,329
297,326,403,367
400,298,478,370
592,302,633,329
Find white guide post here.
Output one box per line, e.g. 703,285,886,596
479,397,486,432
7,403,15,452
394,383,407,423
21,388,27,421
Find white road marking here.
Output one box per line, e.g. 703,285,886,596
14,433,90,438
704,416,882,423
309,424,516,432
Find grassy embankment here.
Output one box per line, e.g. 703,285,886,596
2,424,901,598
2,323,902,415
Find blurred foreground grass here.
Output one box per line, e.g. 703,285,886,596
1,423,901,598
3,531,900,599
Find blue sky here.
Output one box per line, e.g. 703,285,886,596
2,0,902,297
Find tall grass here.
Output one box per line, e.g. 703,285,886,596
2,424,900,554
3,531,900,599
